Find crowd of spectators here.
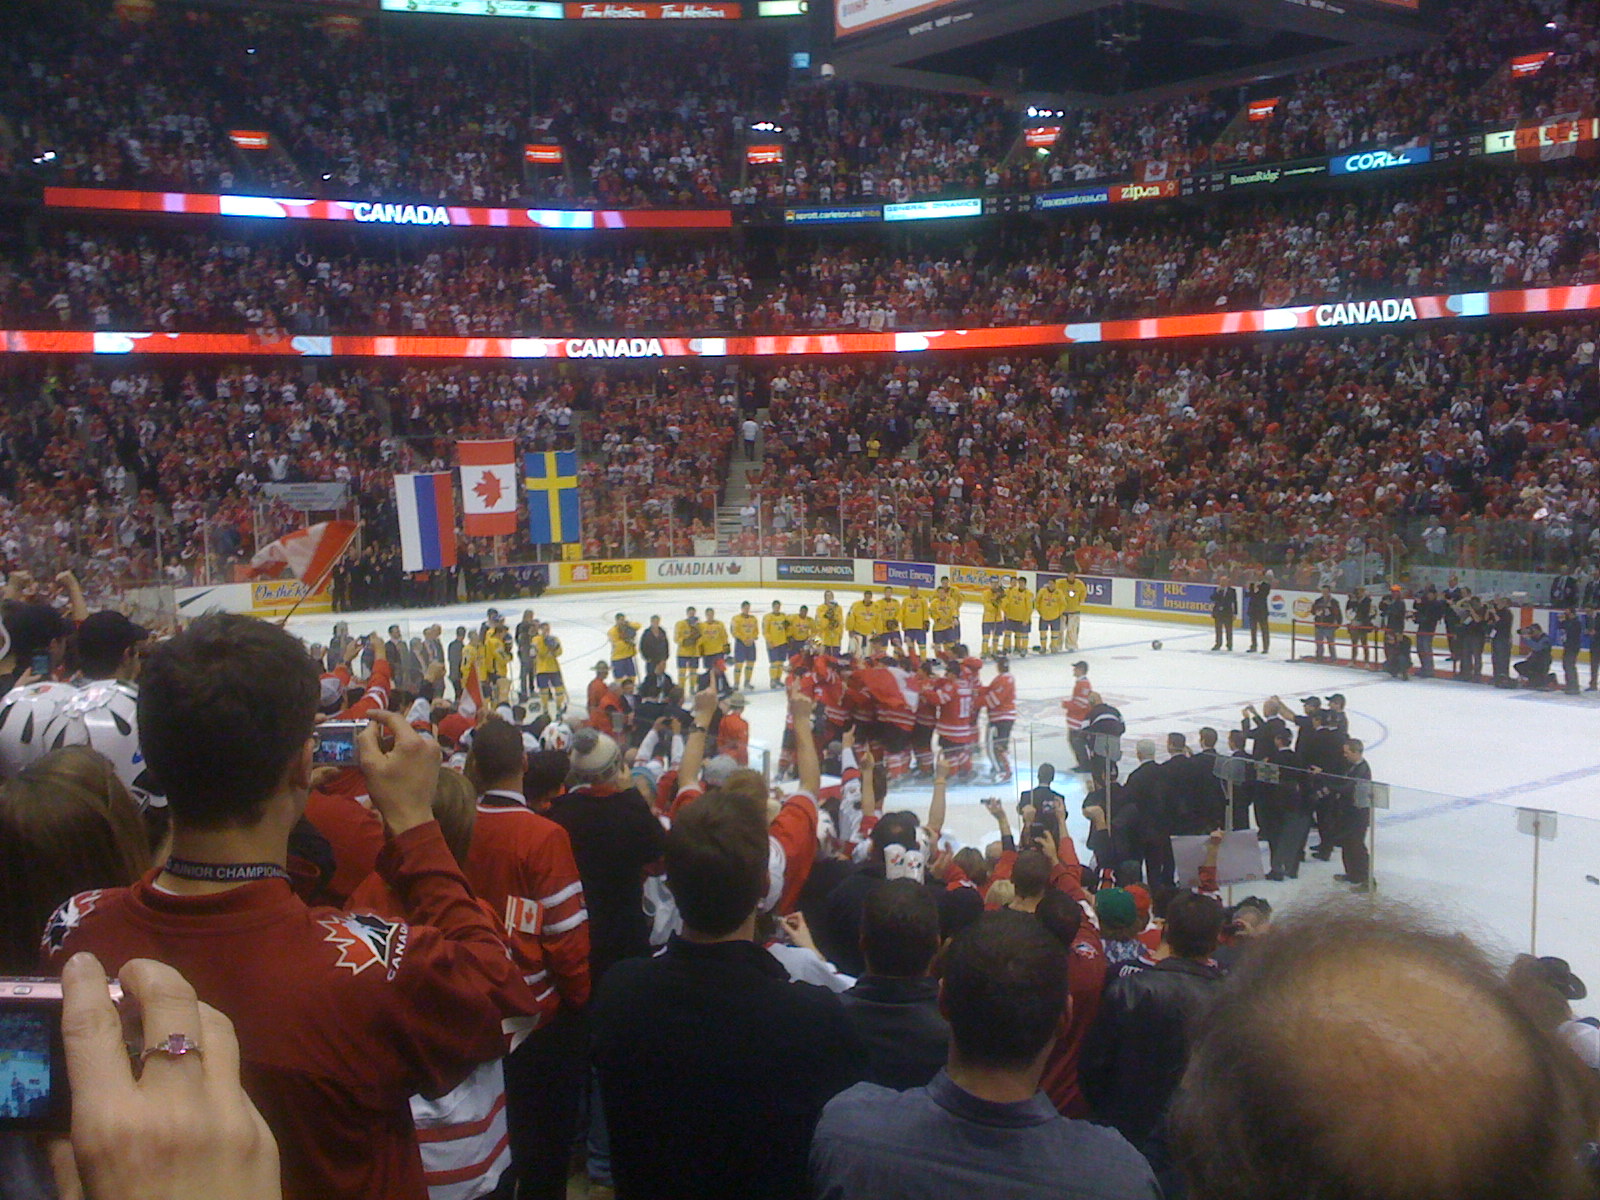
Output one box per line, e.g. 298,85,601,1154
752,320,1600,581
5,161,1599,339
4,0,1598,208
3,311,1599,595
3,600,1599,1200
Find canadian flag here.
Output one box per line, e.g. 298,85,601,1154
1138,159,1170,182
244,520,359,584
458,440,518,536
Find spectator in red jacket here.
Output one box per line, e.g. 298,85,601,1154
42,613,535,1200
464,717,590,1200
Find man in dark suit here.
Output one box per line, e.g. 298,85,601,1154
1211,577,1238,652
1246,578,1272,653
1122,739,1171,887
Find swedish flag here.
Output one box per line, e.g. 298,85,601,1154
524,451,581,545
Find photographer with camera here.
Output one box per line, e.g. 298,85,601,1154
42,614,537,1200
1514,622,1554,690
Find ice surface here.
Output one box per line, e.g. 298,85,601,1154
289,587,1600,995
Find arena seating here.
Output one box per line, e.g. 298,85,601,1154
5,163,1599,337
3,0,1595,205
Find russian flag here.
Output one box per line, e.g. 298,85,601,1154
394,473,458,573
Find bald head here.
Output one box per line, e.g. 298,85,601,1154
1174,902,1600,1200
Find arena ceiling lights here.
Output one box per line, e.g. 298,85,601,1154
5,283,1596,361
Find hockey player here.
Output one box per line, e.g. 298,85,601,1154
762,600,790,689
1063,660,1094,772
1061,572,1088,652
673,607,701,689
730,601,760,690
533,621,567,718
932,654,980,779
877,588,904,652
608,613,638,681
847,591,879,657
930,579,961,652
983,654,1018,783
910,660,939,777
900,585,930,652
981,583,1005,657
1035,578,1065,654
698,607,731,679
788,605,817,657
1002,576,1034,657
816,590,845,653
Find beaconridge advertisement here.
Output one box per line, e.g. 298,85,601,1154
776,558,856,581
560,559,646,586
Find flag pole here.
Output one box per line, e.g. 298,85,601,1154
278,521,362,628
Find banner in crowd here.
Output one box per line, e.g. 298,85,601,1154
775,557,855,581
524,451,581,546
261,481,350,511
871,560,936,587
652,558,750,580
394,472,458,573
459,440,518,536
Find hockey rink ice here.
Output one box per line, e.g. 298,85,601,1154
289,587,1600,996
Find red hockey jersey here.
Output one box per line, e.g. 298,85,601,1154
43,823,532,1200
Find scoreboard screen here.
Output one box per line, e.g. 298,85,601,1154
834,0,965,38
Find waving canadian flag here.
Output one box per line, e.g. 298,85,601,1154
458,439,518,536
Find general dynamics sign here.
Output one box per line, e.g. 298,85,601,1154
1329,146,1432,175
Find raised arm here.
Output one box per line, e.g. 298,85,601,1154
927,752,948,839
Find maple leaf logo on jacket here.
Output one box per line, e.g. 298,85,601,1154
473,470,505,510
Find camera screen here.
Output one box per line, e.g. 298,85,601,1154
0,1008,54,1122
312,727,359,766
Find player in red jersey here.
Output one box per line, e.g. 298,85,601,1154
983,654,1018,783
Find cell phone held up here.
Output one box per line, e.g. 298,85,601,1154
311,720,366,767
0,977,120,1131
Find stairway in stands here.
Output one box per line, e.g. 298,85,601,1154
716,408,766,552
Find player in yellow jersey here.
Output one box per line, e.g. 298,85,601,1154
981,584,1006,657
731,600,760,690
699,607,731,669
762,600,790,688
900,585,930,653
1035,580,1066,655
877,588,903,651
788,605,816,655
673,606,702,689
1061,571,1088,651
533,621,567,717
1003,577,1035,656
609,612,639,679
816,590,845,652
847,590,879,656
930,580,961,653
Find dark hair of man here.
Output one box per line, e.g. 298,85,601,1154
1010,848,1052,900
1035,889,1084,950
940,911,1068,1071
466,718,526,791
1036,763,1055,785
524,750,571,802
137,614,318,830
665,788,768,938
1165,891,1225,959
861,879,940,979
868,810,919,863
1173,902,1600,1200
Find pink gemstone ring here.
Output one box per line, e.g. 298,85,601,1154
140,1033,203,1062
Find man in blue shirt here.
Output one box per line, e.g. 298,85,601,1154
811,912,1160,1200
